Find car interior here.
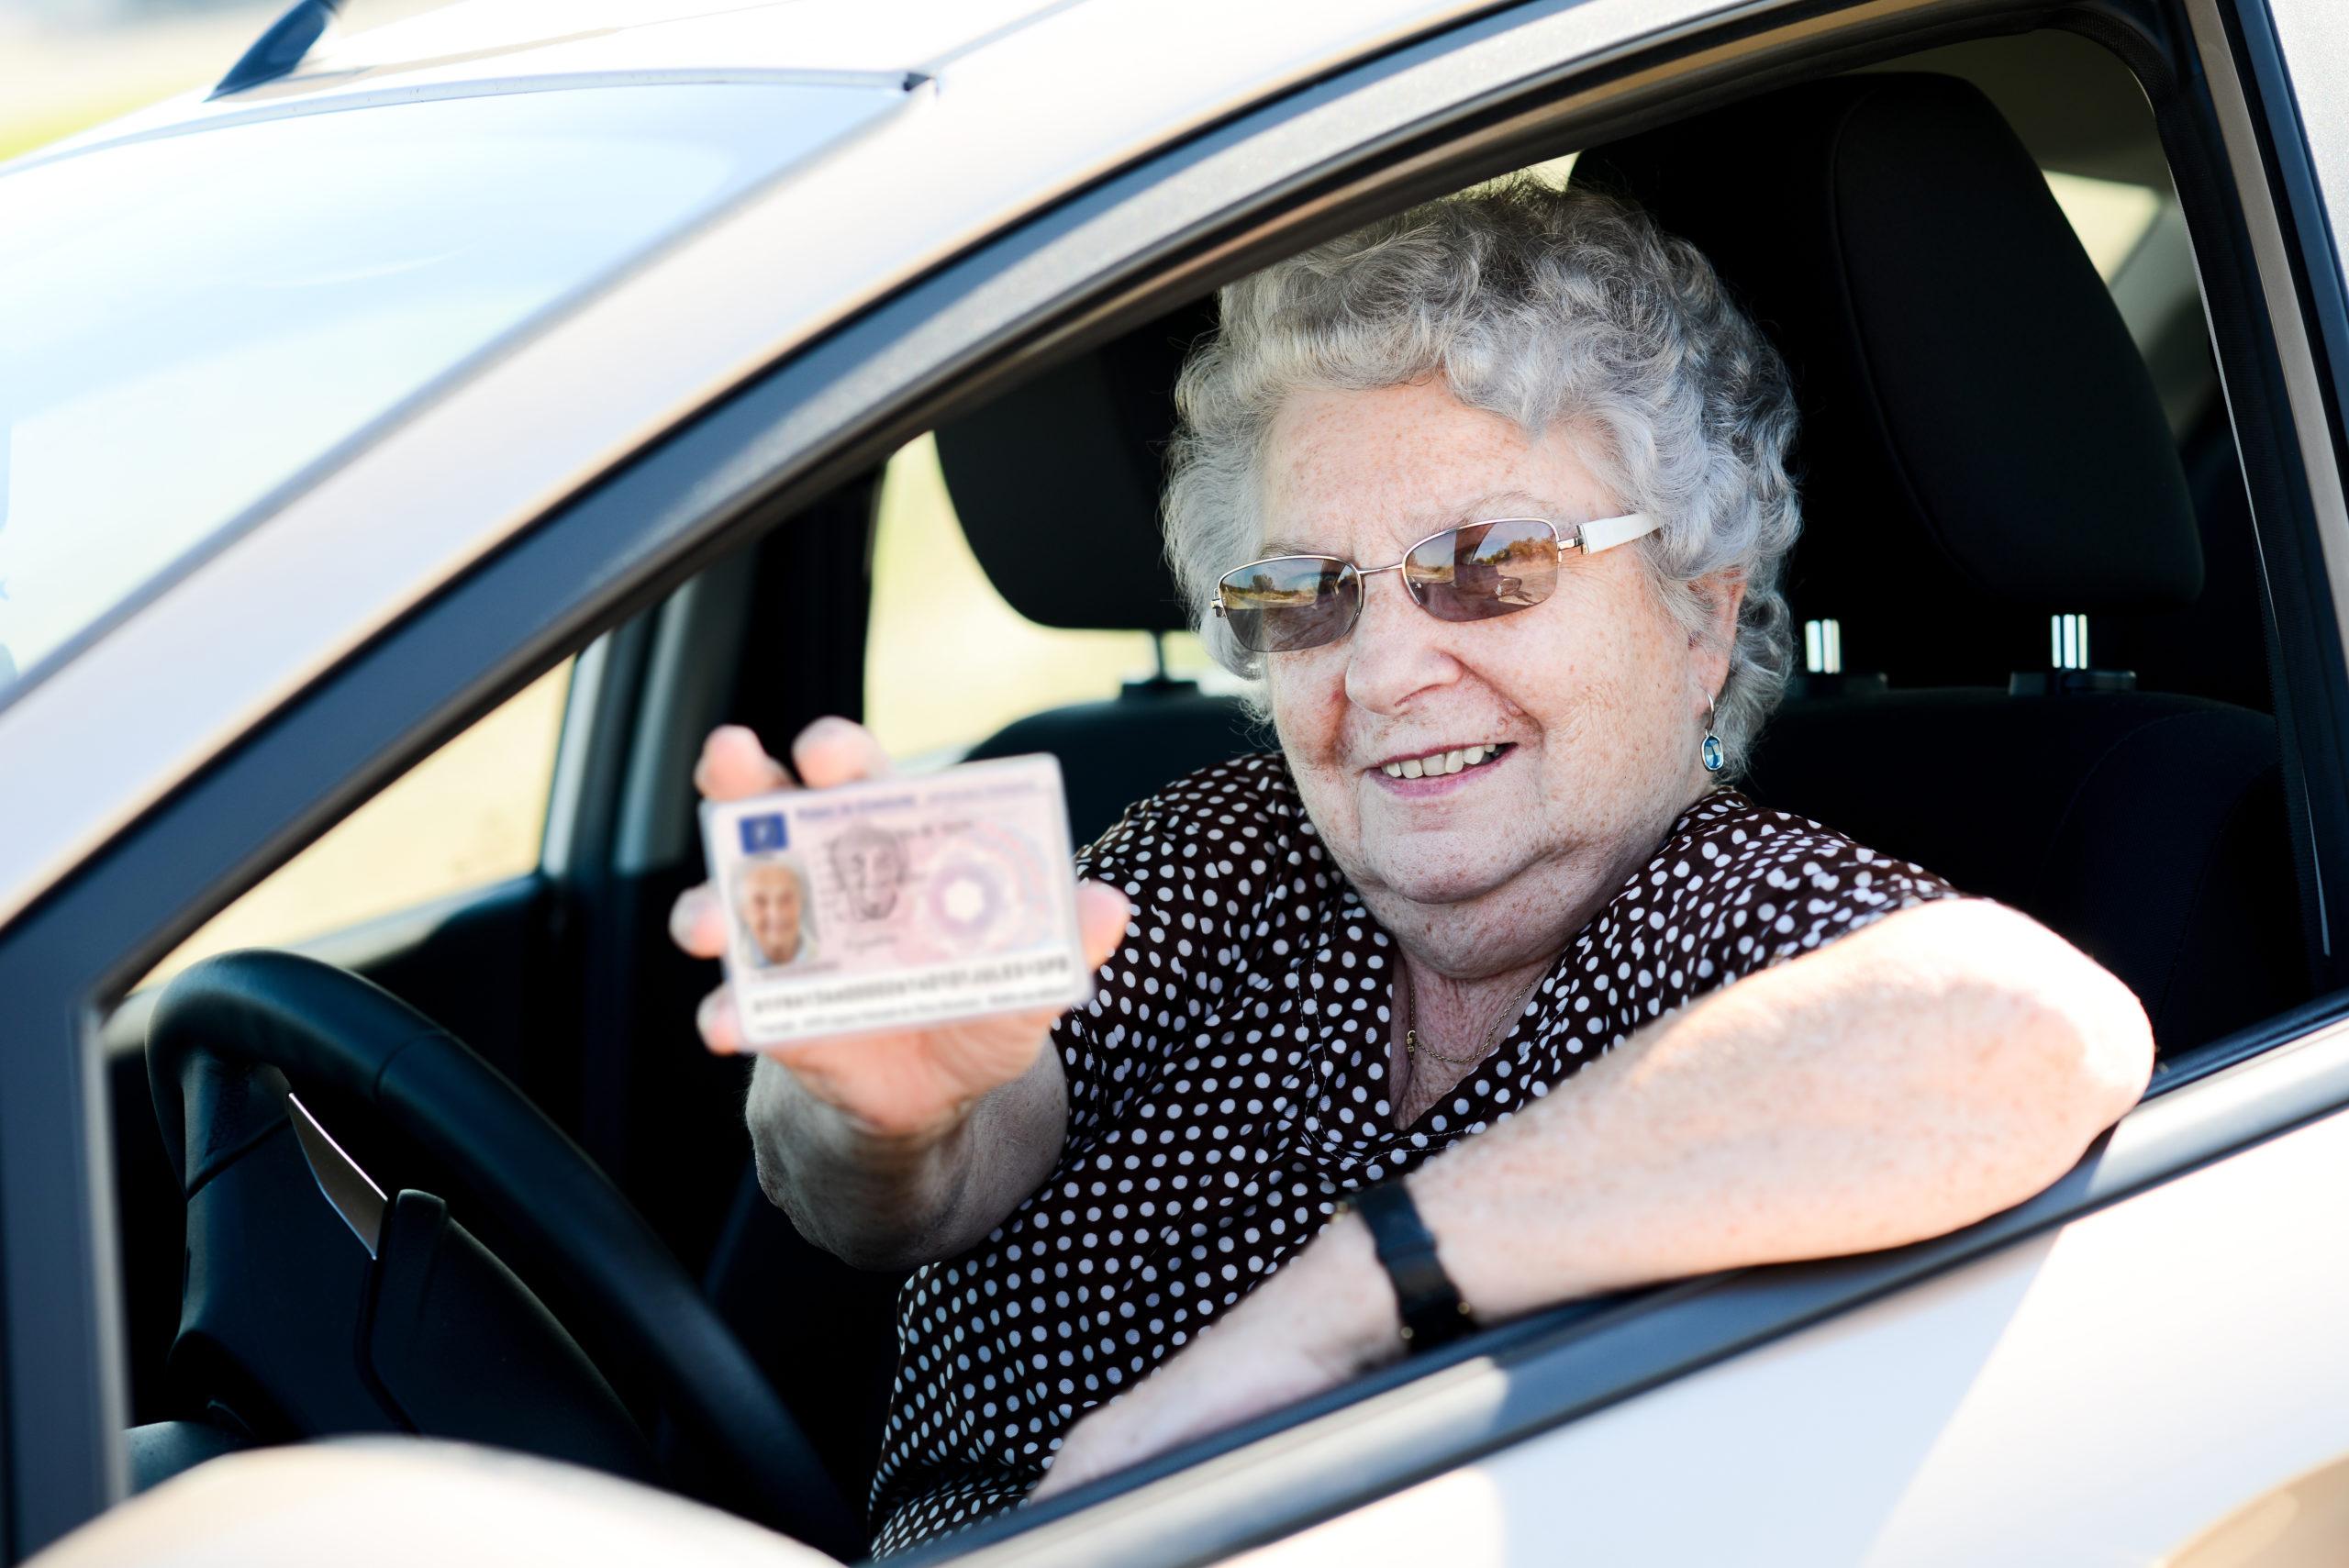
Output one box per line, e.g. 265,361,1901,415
88,17,2325,1563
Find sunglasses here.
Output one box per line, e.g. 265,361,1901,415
1212,512,1663,654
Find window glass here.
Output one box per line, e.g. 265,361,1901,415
0,79,901,694
2044,171,2164,277
863,436,1241,766
142,660,572,986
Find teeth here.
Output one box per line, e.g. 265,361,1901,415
1382,744,1501,778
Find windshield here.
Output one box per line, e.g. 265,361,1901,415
0,81,901,695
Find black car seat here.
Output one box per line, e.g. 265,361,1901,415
935,299,1271,850
1576,74,2310,1051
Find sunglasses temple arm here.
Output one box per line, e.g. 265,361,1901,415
1576,511,1664,554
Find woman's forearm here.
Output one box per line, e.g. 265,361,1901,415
1037,902,2154,1497
1411,897,2152,1319
748,1047,1070,1271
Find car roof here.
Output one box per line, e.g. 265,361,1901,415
33,0,1075,167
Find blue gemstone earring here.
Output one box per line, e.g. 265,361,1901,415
1701,695,1725,773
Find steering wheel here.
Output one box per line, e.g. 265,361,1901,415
147,950,860,1557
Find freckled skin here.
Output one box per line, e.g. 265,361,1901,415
1260,381,1739,1122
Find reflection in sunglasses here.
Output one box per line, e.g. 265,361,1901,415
1213,513,1661,653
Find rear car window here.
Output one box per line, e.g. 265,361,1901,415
863,435,1241,767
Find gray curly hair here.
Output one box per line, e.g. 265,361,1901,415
1163,178,1801,776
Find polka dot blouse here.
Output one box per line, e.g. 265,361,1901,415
866,752,1956,1552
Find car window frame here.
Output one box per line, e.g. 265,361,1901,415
2177,0,2349,993
547,555,764,1184
3,0,2347,1557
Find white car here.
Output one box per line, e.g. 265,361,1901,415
6,0,2349,1563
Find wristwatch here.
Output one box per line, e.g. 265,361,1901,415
1345,1180,1475,1352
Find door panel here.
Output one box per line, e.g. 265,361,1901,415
1230,1100,2349,1568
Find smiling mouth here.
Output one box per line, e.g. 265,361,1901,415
1377,742,1508,780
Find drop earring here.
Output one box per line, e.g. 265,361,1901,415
1701,695,1725,773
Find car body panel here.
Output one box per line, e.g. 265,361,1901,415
8,0,2349,1560
2267,0,2349,217
1225,1095,2349,1568
27,1440,837,1568
19,0,1056,167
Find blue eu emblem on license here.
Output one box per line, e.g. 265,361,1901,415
739,813,789,853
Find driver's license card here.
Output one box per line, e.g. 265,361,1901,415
699,753,1090,1048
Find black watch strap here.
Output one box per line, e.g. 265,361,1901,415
1347,1181,1475,1352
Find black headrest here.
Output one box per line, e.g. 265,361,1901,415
1579,74,2200,683
935,299,1218,633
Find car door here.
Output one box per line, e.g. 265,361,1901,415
5,0,2348,1561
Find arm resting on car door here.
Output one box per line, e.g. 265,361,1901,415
1036,896,2154,1495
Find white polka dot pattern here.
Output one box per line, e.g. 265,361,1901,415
865,754,1955,1551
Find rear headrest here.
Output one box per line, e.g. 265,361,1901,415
1578,74,2200,683
935,299,1217,633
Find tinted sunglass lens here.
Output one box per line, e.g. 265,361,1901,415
1218,558,1360,651
1408,519,1559,622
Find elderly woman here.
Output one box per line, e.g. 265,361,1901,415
671,182,2151,1551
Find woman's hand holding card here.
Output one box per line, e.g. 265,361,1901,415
669,719,1129,1142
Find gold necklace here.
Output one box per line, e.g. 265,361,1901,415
1400,973,1520,1069
1403,1028,1489,1067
